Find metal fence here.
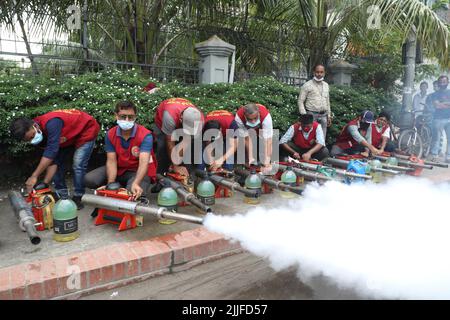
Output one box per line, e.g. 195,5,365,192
0,5,307,86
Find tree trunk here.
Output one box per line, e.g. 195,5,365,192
16,12,39,75
307,28,328,75
402,27,417,112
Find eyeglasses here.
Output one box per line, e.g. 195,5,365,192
118,114,137,121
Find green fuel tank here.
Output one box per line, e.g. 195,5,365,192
281,166,297,185
157,186,178,211
280,166,297,199
244,169,262,204
53,196,79,242
196,173,215,206
368,159,383,183
386,157,399,166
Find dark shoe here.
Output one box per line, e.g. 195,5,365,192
72,196,84,210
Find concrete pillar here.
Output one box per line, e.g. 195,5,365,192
195,35,236,84
328,60,358,86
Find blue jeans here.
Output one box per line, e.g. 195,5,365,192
53,140,96,197
430,118,450,157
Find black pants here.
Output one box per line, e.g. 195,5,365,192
84,166,153,195
280,141,329,161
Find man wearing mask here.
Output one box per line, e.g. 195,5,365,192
427,75,450,163
369,111,396,153
331,110,382,156
235,103,273,172
10,109,100,209
84,101,157,199
280,114,329,161
413,82,428,115
153,97,204,176
298,64,332,139
425,80,439,114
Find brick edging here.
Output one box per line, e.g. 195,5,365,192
0,227,241,300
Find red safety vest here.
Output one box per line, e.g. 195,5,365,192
34,109,100,148
292,122,319,149
205,110,235,136
236,104,270,134
154,98,204,131
370,123,388,148
335,118,361,150
107,125,157,180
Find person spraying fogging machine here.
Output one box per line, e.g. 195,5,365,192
9,109,100,210
331,110,382,157
84,101,157,200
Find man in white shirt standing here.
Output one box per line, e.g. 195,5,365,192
298,64,332,139
412,81,428,115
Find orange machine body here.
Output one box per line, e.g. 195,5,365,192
94,188,137,231
25,187,55,231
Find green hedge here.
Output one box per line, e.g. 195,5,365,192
0,70,401,157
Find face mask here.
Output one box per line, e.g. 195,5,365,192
30,126,43,145
302,126,312,133
439,84,448,90
313,76,324,82
246,118,261,128
117,120,135,131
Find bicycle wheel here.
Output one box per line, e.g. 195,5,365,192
398,129,423,158
418,125,432,157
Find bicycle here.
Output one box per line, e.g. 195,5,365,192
390,110,433,158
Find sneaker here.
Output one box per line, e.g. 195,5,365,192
72,196,84,210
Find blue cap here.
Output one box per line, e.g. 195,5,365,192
360,110,375,123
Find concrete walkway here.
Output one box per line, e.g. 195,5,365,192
0,166,449,299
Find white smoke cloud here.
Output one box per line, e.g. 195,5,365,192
204,177,450,299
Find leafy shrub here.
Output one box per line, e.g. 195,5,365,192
0,70,401,159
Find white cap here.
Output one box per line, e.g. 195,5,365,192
182,107,202,135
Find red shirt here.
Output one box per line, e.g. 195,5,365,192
155,98,204,132
370,123,388,148
235,104,270,134
292,122,319,149
335,118,361,150
205,110,235,136
34,109,100,148
107,125,157,180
